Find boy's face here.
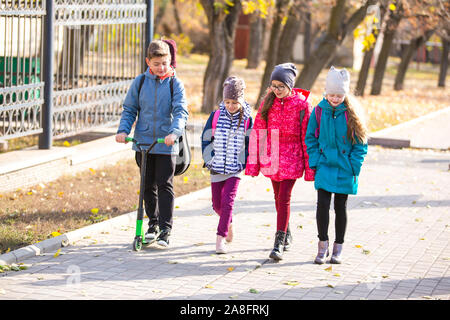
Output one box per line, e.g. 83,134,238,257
224,99,241,114
146,55,171,77
326,93,345,107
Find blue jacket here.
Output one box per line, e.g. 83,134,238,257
201,102,253,174
117,68,189,155
305,98,368,195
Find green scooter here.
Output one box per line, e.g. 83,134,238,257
125,137,165,251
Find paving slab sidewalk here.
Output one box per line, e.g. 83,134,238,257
0,146,449,301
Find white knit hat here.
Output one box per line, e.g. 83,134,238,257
325,66,350,95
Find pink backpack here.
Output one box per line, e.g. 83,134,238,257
211,109,250,136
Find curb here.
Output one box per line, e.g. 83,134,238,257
0,183,216,266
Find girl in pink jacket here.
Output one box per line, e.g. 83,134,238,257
246,63,314,261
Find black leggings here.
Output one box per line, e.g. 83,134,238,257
316,189,348,244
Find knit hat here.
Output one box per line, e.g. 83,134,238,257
162,39,177,68
223,76,246,107
270,63,298,90
325,66,350,95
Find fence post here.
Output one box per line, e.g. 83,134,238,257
39,0,54,149
143,0,154,72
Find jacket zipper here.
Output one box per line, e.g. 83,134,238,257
153,80,158,142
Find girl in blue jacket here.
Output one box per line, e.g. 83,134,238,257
116,40,189,247
305,66,368,265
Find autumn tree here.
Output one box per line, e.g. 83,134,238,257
199,0,242,113
370,0,406,95
294,0,378,91
354,1,388,96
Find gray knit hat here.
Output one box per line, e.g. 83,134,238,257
223,76,246,106
270,63,298,90
325,66,350,95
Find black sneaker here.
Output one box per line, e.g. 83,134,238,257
156,229,170,247
145,224,159,241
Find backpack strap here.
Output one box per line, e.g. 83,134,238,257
211,109,221,137
137,74,174,100
314,106,322,139
244,118,250,132
314,106,349,139
212,109,250,137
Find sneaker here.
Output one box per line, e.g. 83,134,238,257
156,229,170,247
145,225,158,241
216,235,227,254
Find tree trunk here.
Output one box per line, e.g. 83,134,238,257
370,29,395,95
246,13,264,69
276,3,302,64
303,11,311,62
371,1,404,95
355,3,387,96
295,0,377,90
394,29,435,91
355,49,375,96
200,0,242,113
438,38,449,87
155,0,170,30
256,0,290,107
171,0,183,35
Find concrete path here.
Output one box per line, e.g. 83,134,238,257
1,146,449,301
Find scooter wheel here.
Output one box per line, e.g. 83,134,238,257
133,237,143,251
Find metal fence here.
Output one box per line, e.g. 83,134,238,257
0,0,45,139
0,0,147,141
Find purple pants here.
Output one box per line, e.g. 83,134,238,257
211,177,240,237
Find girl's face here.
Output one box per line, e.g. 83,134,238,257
270,80,290,99
224,99,241,114
326,93,345,107
146,55,171,77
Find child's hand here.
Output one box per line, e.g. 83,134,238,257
164,133,177,146
115,133,128,143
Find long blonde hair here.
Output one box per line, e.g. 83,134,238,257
344,95,368,145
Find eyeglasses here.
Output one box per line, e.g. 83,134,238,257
270,84,287,91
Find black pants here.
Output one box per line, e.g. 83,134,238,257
135,152,176,231
316,189,348,244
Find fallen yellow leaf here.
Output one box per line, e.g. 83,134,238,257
227,267,235,272
89,168,96,174
205,284,213,288
355,245,362,248
325,266,332,272
53,249,61,258
63,141,71,147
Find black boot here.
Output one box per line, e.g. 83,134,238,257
269,230,286,261
284,224,292,251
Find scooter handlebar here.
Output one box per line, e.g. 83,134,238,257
125,137,165,145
